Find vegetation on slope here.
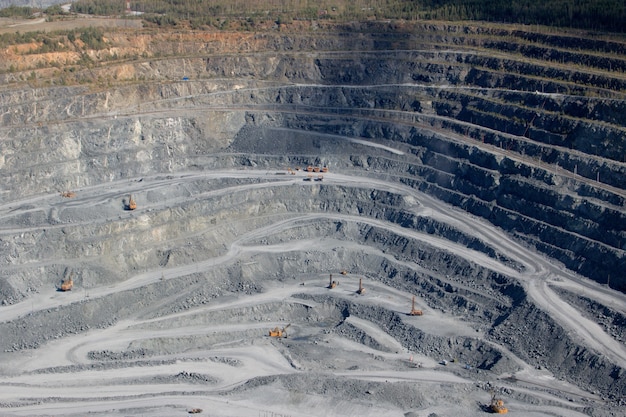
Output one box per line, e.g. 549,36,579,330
0,5,32,18
69,0,626,33
417,0,626,33
0,26,106,51
1,0,625,33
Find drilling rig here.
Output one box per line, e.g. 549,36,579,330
357,278,365,295
328,274,338,289
408,296,423,316
128,195,137,210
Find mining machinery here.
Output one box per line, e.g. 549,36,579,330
328,274,338,289
357,278,365,295
408,296,423,316
128,194,137,210
59,273,74,291
269,323,291,338
489,392,508,414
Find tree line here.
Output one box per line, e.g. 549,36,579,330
2,0,624,33
414,0,626,33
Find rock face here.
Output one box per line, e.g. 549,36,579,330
1,22,624,291
0,19,625,417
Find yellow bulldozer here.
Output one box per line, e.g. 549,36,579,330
269,323,291,338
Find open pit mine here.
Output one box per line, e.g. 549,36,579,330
0,18,625,417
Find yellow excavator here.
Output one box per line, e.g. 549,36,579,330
59,273,74,291
269,323,291,338
489,391,508,414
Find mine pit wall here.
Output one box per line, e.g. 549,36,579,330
297,293,625,399
554,288,626,344
2,94,623,293
1,24,625,414
490,301,626,401
258,113,625,291
1,178,623,399
2,248,623,399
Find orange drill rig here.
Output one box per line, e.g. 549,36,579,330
128,194,137,210
408,296,423,316
328,274,338,289
357,278,365,295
